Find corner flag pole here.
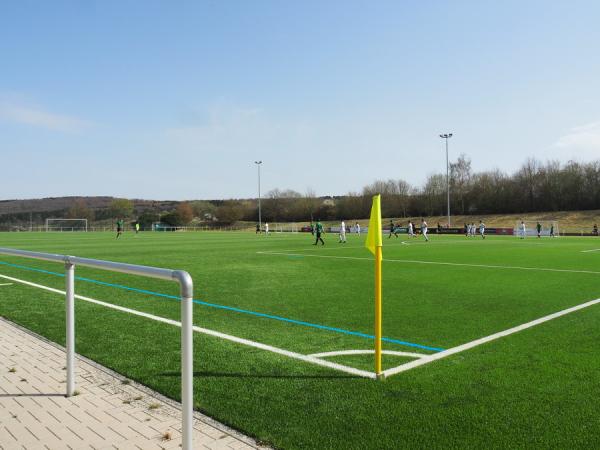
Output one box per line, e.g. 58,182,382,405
365,194,383,379
375,245,382,377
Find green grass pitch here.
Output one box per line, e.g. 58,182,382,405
1,231,599,448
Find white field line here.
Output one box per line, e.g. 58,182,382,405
382,296,600,378
581,248,600,253
309,349,427,359
0,273,376,380
0,283,13,286
257,251,600,275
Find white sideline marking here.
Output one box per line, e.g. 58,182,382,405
581,248,600,253
0,273,376,380
309,349,427,359
0,283,13,286
382,296,600,378
257,251,600,275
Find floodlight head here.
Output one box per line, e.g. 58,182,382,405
449,133,453,138
254,160,262,164
439,134,445,138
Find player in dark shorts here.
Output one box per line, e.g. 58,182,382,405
313,220,325,245
536,222,542,238
388,220,398,238
116,219,124,239
256,223,260,234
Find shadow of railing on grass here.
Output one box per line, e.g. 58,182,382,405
158,371,361,380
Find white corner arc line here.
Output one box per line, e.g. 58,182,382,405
257,251,600,275
309,349,427,359
382,296,600,378
0,273,376,380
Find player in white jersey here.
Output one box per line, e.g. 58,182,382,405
265,223,270,235
339,220,347,243
408,221,414,237
421,219,429,242
479,220,486,239
355,222,361,235
519,221,526,239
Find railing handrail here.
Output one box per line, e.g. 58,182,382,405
0,247,194,450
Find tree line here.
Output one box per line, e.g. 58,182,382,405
2,157,599,229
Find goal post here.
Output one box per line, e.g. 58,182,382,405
45,218,88,232
514,220,559,237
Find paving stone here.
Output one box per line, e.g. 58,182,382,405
0,318,263,450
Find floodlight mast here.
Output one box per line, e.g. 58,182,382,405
439,133,453,227
254,161,263,231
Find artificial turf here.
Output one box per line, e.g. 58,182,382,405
1,231,599,448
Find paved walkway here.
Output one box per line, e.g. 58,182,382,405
0,317,264,450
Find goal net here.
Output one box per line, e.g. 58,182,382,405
514,220,559,237
45,218,88,232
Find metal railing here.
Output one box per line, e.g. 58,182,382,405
0,247,194,450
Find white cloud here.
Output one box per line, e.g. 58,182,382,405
553,120,600,161
0,102,93,132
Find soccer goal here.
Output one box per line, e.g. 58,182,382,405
514,220,559,237
45,218,88,232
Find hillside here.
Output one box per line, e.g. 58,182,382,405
0,196,179,216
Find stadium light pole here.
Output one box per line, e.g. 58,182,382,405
254,161,262,231
439,133,453,227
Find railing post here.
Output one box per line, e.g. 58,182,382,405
177,272,194,450
65,262,75,397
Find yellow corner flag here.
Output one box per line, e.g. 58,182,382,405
365,194,382,254
365,194,384,379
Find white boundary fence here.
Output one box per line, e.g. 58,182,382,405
0,247,195,450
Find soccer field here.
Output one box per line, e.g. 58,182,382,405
1,231,599,448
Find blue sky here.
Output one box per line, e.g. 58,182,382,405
2,1,599,200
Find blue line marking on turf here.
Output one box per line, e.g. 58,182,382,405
0,260,445,352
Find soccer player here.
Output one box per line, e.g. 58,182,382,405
421,218,429,242
135,222,140,234
536,222,542,238
310,221,315,236
520,221,526,239
593,224,598,236
339,220,347,243
479,220,486,239
313,220,325,245
116,219,124,239
355,222,361,236
464,223,468,237
388,219,398,238
256,223,260,234
550,223,555,237
265,223,270,235
408,220,414,237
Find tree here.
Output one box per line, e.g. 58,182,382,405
137,211,160,228
189,201,217,220
216,202,245,224
450,154,472,214
176,202,194,225
422,174,446,216
67,199,94,221
109,198,134,218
